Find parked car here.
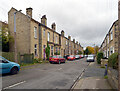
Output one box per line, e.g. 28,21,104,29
0,56,20,75
64,55,69,59
67,55,75,61
49,55,65,64
84,55,88,57
80,55,84,58
75,55,81,59
86,55,95,62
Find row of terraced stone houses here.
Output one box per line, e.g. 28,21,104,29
99,20,119,58
8,7,83,59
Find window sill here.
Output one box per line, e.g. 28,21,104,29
109,39,113,42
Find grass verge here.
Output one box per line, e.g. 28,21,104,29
20,60,49,67
104,75,108,79
101,66,105,69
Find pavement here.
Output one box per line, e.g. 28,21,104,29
73,61,113,90
2,58,89,90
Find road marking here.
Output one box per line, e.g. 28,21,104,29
3,81,26,89
58,68,62,70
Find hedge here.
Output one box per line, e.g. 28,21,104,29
108,52,118,69
97,52,103,64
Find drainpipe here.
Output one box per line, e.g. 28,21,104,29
38,23,42,59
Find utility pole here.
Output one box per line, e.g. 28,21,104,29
14,10,22,63
118,1,120,91
94,43,95,55
92,43,95,55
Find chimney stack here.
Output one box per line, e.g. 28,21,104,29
61,30,64,36
51,23,56,31
41,15,47,26
76,41,78,44
73,39,75,43
26,7,33,18
68,36,71,40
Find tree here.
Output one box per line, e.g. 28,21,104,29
94,46,99,55
84,48,89,55
0,24,14,52
86,46,94,54
45,43,50,60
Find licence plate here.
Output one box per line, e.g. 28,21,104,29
51,59,54,60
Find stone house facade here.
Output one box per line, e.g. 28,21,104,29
99,20,118,58
8,7,83,59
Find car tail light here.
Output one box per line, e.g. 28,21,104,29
49,58,51,61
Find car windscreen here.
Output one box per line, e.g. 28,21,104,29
0,57,9,63
69,55,74,57
75,55,79,57
58,56,63,58
87,56,94,59
52,56,58,58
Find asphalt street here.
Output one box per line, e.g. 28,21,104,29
2,58,89,89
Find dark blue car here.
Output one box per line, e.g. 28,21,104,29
0,56,20,75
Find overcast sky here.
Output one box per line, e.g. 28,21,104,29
0,0,118,48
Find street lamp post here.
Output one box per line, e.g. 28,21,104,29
14,10,22,63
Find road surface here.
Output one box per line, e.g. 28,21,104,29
2,58,89,89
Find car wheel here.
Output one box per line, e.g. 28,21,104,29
10,67,18,75
49,61,52,64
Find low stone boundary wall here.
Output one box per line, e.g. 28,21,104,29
107,67,118,89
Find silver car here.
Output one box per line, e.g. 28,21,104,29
86,55,94,62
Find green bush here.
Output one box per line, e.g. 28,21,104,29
97,52,103,64
34,58,43,63
45,43,50,60
54,52,60,55
108,53,118,69
34,58,38,63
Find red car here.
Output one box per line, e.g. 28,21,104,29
67,55,75,61
49,55,65,64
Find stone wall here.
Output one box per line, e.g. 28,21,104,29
107,68,118,89
8,8,31,54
